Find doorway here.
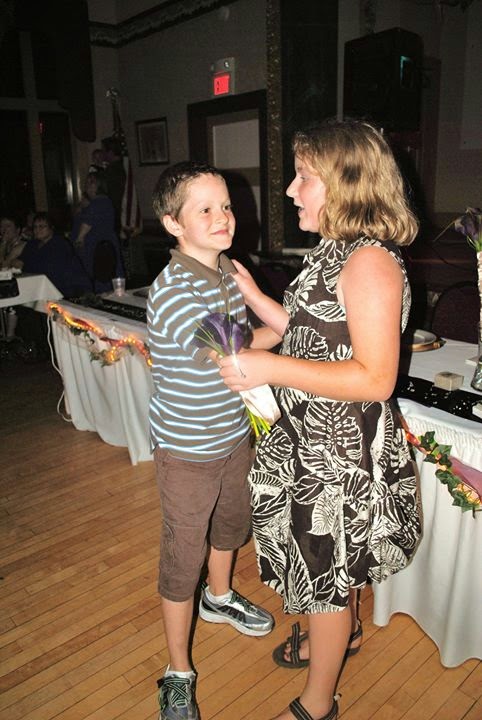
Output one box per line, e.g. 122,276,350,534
187,90,267,256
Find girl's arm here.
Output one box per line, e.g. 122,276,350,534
231,259,289,338
220,246,404,402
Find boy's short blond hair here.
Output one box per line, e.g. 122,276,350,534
152,161,224,232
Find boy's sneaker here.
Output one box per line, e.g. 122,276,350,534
199,586,274,637
157,674,199,720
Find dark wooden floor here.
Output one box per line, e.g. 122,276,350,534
1,355,481,719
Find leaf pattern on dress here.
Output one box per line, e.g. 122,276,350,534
248,236,421,614
329,343,352,361
254,425,292,473
288,326,328,360
303,401,363,468
306,300,345,322
285,539,318,611
310,485,342,536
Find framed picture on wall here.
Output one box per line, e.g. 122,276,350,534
136,117,169,165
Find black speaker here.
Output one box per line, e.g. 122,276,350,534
343,28,423,131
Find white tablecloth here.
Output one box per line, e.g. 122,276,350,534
51,301,153,465
373,339,482,667
0,273,62,309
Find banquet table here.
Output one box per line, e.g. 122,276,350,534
373,339,482,668
50,297,153,465
0,273,62,309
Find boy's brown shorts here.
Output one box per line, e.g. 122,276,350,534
154,435,252,602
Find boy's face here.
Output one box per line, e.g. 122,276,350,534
163,174,235,269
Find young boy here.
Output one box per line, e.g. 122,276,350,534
147,161,273,720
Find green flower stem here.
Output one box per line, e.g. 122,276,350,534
246,407,271,439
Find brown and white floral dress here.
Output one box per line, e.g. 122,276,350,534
248,237,421,614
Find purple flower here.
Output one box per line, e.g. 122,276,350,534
192,311,276,439
454,207,482,251
193,312,251,355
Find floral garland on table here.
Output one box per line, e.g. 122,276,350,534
406,430,481,515
47,302,152,367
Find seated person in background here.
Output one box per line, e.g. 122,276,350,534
71,172,124,293
19,212,85,297
0,214,26,269
20,210,35,242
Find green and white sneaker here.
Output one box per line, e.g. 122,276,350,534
157,673,199,720
199,585,274,637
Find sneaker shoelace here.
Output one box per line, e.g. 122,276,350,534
229,590,257,614
161,676,193,709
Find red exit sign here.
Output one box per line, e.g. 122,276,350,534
213,72,231,96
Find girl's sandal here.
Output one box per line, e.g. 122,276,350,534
345,620,363,657
272,620,363,669
288,695,340,720
272,621,309,668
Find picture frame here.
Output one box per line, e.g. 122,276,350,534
136,117,169,165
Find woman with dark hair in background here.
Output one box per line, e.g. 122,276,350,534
15,212,85,358
19,212,83,297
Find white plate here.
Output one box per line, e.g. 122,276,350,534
412,329,437,345
402,328,441,352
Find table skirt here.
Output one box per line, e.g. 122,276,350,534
372,399,482,667
52,320,153,465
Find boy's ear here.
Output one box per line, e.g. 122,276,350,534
163,214,183,237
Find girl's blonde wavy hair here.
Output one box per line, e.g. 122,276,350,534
292,119,419,246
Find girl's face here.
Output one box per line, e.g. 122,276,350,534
286,155,326,234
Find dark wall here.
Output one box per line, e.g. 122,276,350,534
14,0,96,141
280,0,338,247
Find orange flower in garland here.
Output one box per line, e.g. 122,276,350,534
47,302,151,367
406,430,481,515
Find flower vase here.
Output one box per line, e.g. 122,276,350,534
471,321,482,391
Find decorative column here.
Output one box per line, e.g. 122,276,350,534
266,0,284,252
267,0,338,250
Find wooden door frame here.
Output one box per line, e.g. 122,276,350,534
187,90,268,249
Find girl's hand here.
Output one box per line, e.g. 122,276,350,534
218,349,270,392
231,259,263,305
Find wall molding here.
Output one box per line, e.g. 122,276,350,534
90,0,239,47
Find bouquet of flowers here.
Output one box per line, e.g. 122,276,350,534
193,312,281,438
454,208,482,330
435,207,482,330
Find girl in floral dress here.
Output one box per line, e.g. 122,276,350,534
218,119,422,720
